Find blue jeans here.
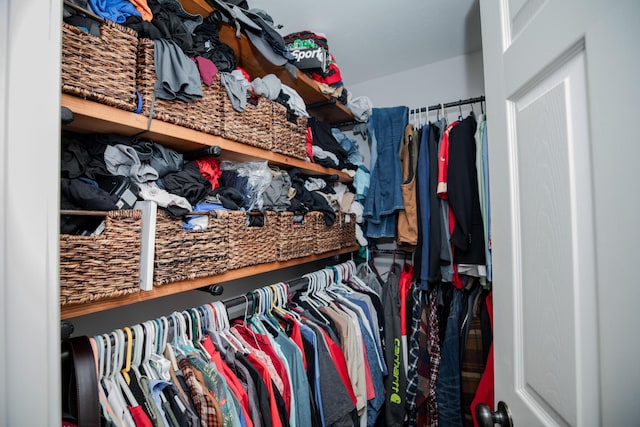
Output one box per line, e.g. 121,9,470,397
363,106,408,238
436,289,463,427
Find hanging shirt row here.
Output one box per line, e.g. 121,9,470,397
71,261,399,427
363,103,491,291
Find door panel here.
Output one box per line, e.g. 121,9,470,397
509,0,546,41
483,0,640,424
510,51,591,427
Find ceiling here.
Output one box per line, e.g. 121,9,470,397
247,0,483,87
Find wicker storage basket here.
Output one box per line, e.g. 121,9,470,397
339,213,357,248
137,39,224,136
153,209,229,286
59,210,142,305
312,211,342,254
276,212,316,261
61,20,138,111
272,103,308,160
222,95,274,150
227,211,277,269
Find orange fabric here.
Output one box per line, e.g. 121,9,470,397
397,124,419,248
128,0,153,21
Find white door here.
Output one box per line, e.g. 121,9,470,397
480,0,640,425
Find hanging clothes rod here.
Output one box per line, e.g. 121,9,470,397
409,95,485,114
371,248,414,256
221,276,311,313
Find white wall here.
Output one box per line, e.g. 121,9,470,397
343,49,485,172
349,50,485,112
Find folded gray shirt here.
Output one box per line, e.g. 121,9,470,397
153,39,203,102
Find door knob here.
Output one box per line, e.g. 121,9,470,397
476,401,513,427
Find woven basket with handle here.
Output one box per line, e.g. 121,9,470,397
272,103,308,160
312,211,342,254
276,211,316,261
61,21,138,111
227,211,277,269
60,210,142,305
153,209,229,286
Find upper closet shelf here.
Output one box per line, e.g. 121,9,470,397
61,95,353,182
180,0,355,125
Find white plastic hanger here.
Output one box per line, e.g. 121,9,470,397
214,301,250,354
113,329,138,409
130,324,145,378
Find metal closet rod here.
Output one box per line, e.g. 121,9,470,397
370,248,414,256
220,276,311,312
410,95,485,114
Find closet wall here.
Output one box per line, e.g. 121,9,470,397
349,50,485,109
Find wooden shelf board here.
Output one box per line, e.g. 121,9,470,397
61,95,353,181
60,245,359,319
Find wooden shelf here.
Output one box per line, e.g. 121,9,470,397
61,95,353,182
60,245,359,319
178,0,355,125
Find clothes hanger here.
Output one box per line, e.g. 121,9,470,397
121,327,133,385
258,286,283,336
104,331,136,427
278,281,301,321
214,300,250,354
202,303,229,352
114,329,139,411
130,324,145,378
458,101,464,121
140,320,158,379
149,318,172,382
99,334,126,426
190,308,211,358
247,288,273,336
94,334,106,382
231,293,265,352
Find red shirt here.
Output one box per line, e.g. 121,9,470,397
245,352,284,427
234,323,292,416
282,313,308,371
313,321,358,405
202,336,254,427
